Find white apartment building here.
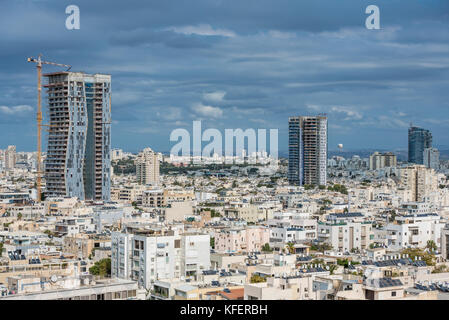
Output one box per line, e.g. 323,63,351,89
441,224,449,260
385,213,446,251
268,211,317,243
317,221,374,253
111,228,210,289
54,217,95,236
244,274,321,300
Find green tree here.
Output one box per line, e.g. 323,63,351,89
17,213,22,220
329,264,338,275
426,240,437,252
250,274,267,283
310,243,332,252
261,243,272,253
286,242,295,254
432,265,448,274
210,237,215,249
89,258,111,277
0,242,3,257
402,248,435,266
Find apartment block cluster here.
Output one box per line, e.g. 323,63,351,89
2,93,449,300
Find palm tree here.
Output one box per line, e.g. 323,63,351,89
286,242,295,254
329,264,338,275
426,240,437,252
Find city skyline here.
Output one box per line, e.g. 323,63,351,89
1,1,449,153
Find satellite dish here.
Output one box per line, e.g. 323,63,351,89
50,275,57,283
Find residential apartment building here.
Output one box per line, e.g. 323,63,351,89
4,145,16,171
369,152,397,170
142,189,166,207
244,274,318,300
399,165,438,202
317,218,374,252
44,72,111,201
268,212,318,243
111,185,145,203
214,226,270,253
224,204,260,223
135,148,160,186
385,213,445,250
111,228,210,289
288,115,327,186
441,224,449,260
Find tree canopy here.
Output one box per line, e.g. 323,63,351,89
89,258,111,277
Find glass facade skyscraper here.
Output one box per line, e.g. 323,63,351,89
44,72,111,201
408,126,432,165
288,115,327,186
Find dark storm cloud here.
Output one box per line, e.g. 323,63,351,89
0,0,448,152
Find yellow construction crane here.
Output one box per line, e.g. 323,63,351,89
27,54,71,203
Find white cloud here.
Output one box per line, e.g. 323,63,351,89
191,102,223,118
167,24,236,37
203,91,226,102
330,106,363,121
306,104,363,121
267,30,296,39
156,107,182,121
0,105,33,115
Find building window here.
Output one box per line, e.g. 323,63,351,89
391,291,396,297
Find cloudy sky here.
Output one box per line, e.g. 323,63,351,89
1,0,449,153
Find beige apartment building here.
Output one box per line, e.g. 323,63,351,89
369,152,397,170
135,148,160,186
399,165,438,202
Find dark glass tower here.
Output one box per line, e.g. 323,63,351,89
408,126,432,164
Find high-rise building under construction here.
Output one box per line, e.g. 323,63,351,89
288,115,327,186
44,72,111,201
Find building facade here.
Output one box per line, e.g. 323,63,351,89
215,226,270,253
44,72,111,201
4,145,16,171
288,115,327,186
136,148,160,186
399,165,438,202
369,152,397,170
408,126,432,165
423,148,439,170
111,229,210,289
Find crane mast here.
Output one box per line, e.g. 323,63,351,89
27,55,71,203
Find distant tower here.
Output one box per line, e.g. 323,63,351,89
4,145,16,171
288,115,328,186
423,147,440,170
136,148,160,186
408,125,432,164
44,72,111,201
